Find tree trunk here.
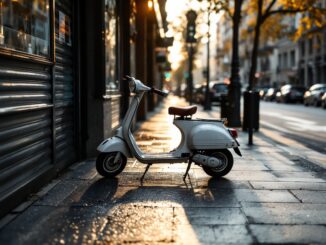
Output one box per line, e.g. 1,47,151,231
248,0,263,90
226,0,243,127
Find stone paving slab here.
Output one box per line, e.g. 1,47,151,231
250,181,326,190
97,205,174,243
213,225,254,244
233,189,299,203
174,207,247,225
0,205,109,245
175,225,215,244
34,180,83,207
65,160,98,180
241,203,326,225
291,190,326,203
249,225,326,244
109,186,241,208
174,224,254,244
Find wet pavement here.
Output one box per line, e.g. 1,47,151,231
1,96,326,244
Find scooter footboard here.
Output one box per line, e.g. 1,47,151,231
97,136,132,158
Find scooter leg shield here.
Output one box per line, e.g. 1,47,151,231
97,136,132,158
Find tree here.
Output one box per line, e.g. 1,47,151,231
227,0,243,127
247,0,326,89
213,0,244,126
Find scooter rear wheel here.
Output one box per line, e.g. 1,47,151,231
96,152,127,177
202,149,233,177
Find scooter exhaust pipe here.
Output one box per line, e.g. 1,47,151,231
192,154,224,168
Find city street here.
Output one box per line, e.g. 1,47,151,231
259,101,326,168
260,101,326,153
0,96,325,244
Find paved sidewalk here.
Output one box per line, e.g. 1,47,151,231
0,96,326,244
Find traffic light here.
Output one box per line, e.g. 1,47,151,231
186,10,197,43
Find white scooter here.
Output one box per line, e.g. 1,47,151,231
96,76,241,179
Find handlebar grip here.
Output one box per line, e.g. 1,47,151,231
151,87,169,97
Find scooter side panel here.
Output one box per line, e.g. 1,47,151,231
97,136,132,157
188,123,238,149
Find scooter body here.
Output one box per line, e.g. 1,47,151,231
96,77,241,178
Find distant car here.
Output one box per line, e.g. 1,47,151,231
259,87,269,99
303,83,326,107
210,81,228,103
321,93,326,109
278,84,306,103
275,91,282,103
193,84,206,104
264,88,279,101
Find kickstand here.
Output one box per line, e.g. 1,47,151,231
140,163,152,183
183,160,192,181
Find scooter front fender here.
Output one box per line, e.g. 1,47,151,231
97,136,132,158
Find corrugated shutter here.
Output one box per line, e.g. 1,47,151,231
0,59,53,213
55,0,76,168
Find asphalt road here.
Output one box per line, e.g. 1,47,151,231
259,101,326,154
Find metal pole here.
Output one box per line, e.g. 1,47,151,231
248,91,253,145
188,43,194,105
204,3,211,110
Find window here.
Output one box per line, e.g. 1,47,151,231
308,37,313,55
278,53,282,69
300,41,305,57
290,50,295,67
0,0,50,57
324,31,326,51
104,0,118,93
316,34,321,53
283,53,288,68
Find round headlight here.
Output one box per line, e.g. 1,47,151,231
129,79,136,92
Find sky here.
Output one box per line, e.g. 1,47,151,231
165,0,221,71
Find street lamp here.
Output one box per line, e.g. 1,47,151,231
197,0,218,111
186,10,197,105
147,0,153,9
203,0,212,111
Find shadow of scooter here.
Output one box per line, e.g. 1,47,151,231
64,176,238,243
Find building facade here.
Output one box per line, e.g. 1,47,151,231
0,0,168,217
298,26,326,87
215,2,326,90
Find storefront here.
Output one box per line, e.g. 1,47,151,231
0,0,168,217
80,0,123,156
0,0,81,216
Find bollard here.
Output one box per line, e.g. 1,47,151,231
242,91,260,131
243,91,260,145
220,94,228,119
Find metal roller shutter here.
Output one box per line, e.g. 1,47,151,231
0,59,53,216
55,0,76,168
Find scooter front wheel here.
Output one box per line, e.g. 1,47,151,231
96,152,127,177
202,149,233,177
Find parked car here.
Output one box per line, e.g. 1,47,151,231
193,84,206,104
258,87,269,99
303,83,326,107
321,93,326,109
264,88,279,101
210,81,228,103
278,84,306,103
275,90,282,103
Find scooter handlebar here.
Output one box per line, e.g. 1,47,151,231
151,87,169,97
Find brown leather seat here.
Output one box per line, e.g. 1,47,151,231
168,105,197,117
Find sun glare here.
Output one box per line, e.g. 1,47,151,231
165,0,222,72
